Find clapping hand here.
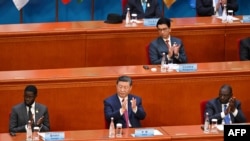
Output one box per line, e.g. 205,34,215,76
229,97,236,112
131,97,137,110
36,116,44,126
172,42,180,56
121,99,127,111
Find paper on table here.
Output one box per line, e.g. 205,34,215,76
217,124,224,131
38,132,45,140
154,129,163,135
216,16,240,21
131,129,163,137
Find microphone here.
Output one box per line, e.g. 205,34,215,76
9,132,16,136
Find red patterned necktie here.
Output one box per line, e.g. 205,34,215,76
124,109,129,128
165,40,170,49
122,98,129,128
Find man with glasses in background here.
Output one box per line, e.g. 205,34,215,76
149,17,187,64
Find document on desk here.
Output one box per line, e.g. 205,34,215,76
131,129,163,137
216,16,240,21
38,132,65,140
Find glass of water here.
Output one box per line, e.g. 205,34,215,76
131,13,137,26
210,119,218,133
116,123,122,137
227,10,233,23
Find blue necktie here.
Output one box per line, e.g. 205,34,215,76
218,5,223,16
224,105,230,124
142,1,146,13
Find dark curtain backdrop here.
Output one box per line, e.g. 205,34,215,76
0,0,249,24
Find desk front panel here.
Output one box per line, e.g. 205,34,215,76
1,17,249,71
161,125,223,141
0,127,170,141
225,23,250,61
0,62,250,133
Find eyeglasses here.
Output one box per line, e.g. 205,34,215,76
157,28,169,32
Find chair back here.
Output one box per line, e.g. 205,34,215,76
238,38,243,60
122,0,128,11
200,100,208,124
145,44,151,64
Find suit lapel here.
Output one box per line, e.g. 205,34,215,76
35,104,39,123
136,0,144,13
127,94,132,117
22,103,29,122
215,99,223,112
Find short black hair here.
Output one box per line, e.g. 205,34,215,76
219,84,232,94
24,85,38,96
156,17,171,28
116,75,133,86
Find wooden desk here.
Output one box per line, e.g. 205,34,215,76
0,61,250,133
0,127,170,141
161,125,223,141
0,17,249,71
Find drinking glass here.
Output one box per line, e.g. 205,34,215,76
116,123,122,137
33,126,40,140
210,119,218,133
131,13,137,26
227,10,233,23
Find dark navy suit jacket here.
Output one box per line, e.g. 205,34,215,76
196,0,238,16
9,102,50,133
149,36,187,64
104,94,146,128
240,37,250,61
122,0,161,19
205,98,246,124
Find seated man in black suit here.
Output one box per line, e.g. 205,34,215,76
240,37,250,61
9,85,50,134
196,0,238,16
149,17,187,64
122,0,162,19
205,84,246,124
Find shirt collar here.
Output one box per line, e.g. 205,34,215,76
26,102,35,108
118,96,128,102
163,36,171,42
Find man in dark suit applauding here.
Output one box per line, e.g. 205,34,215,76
104,75,146,128
240,37,250,61
122,0,161,19
205,84,246,124
149,17,187,64
9,85,50,133
196,0,238,16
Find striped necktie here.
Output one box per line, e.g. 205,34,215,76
124,109,129,128
122,98,129,128
224,105,231,124
142,0,146,12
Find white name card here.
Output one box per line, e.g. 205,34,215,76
143,18,159,26
242,15,250,23
44,132,65,140
134,128,154,137
178,64,197,72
